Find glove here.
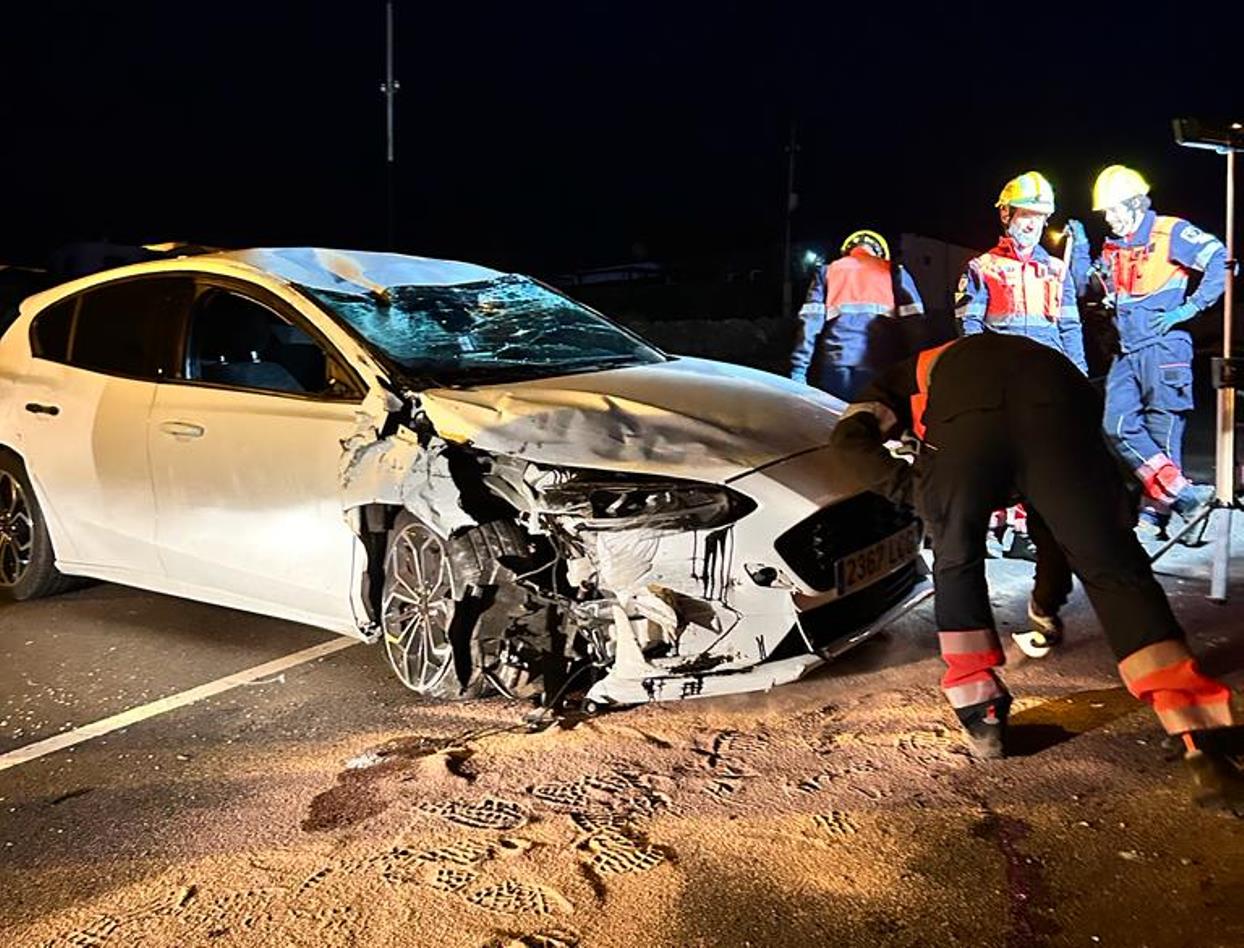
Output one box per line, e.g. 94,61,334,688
1149,302,1199,335
1065,218,1088,247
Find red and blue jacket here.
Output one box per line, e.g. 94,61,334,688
1070,210,1226,353
955,238,1087,374
790,248,924,383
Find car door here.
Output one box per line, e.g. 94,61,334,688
16,275,192,577
147,280,369,630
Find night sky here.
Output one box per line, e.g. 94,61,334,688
3,2,1241,275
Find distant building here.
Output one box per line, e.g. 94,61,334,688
898,233,977,313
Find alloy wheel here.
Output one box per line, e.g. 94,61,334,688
0,472,34,587
381,523,457,693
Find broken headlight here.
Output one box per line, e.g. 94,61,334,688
526,466,755,531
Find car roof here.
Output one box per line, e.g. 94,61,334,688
20,248,508,311
216,248,505,294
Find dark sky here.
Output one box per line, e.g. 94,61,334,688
2,1,1241,274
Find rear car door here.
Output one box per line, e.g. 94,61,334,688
147,280,369,631
17,275,192,576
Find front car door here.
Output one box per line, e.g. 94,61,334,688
147,278,371,633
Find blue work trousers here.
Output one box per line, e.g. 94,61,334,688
1103,334,1194,521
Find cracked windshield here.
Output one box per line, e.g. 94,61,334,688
302,274,666,386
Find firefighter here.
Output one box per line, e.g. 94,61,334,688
956,173,1089,575
790,229,925,401
956,172,1088,374
1066,165,1224,538
824,332,1242,806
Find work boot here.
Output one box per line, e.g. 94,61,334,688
1172,484,1215,520
956,695,1012,760
1182,727,1244,815
1012,597,1063,659
1003,531,1038,562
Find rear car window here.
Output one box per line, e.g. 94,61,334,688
29,298,76,362
68,277,193,380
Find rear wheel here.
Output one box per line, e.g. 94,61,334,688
0,452,73,602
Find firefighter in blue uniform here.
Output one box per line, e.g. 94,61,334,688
1067,165,1224,537
790,229,924,401
956,171,1088,372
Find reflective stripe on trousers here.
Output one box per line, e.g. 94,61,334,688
1118,640,1235,734
939,629,1007,709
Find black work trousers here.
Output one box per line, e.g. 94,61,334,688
915,384,1184,662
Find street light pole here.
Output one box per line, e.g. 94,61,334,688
381,1,400,248
1169,118,1241,601
781,121,798,318
1210,145,1236,600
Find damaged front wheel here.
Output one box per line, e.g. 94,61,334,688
381,512,483,699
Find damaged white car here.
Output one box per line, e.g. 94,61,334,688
0,249,928,707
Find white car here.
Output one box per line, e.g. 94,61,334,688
0,249,928,707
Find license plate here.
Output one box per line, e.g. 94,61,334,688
836,523,920,596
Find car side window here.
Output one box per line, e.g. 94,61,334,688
29,298,76,362
186,288,350,397
69,277,193,379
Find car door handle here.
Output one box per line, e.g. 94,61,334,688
159,421,206,439
24,402,60,416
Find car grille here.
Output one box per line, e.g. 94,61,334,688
774,493,918,593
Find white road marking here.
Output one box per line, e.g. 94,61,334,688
0,637,360,773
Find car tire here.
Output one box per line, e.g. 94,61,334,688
380,511,488,700
0,451,75,602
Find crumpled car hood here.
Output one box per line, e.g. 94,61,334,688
417,356,844,482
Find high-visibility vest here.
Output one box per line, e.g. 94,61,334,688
1102,216,1188,300
910,341,955,439
822,248,897,318
973,246,1066,323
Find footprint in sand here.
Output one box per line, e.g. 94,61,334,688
581,829,667,875
491,927,581,947
811,811,860,838
527,767,669,822
467,880,573,916
420,797,529,831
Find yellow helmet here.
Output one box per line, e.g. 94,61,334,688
840,229,890,260
995,171,1055,214
1092,164,1150,210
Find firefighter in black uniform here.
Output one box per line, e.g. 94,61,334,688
825,332,1241,802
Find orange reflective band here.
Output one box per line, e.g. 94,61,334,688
1152,701,1235,735
1117,640,1193,689
1120,643,1236,735
944,676,1007,710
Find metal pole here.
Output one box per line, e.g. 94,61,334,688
382,1,399,248
781,121,797,318
1210,147,1236,601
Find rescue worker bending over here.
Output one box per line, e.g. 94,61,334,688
824,332,1242,807
1067,165,1224,538
956,172,1086,618
790,229,924,402
956,172,1088,373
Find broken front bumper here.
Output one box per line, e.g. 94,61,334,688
583,563,932,707
582,445,932,707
